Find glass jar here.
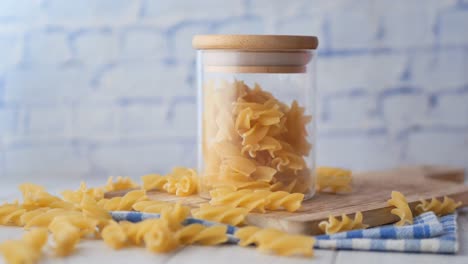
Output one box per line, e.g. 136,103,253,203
193,35,318,199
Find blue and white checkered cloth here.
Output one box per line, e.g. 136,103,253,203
110,211,458,254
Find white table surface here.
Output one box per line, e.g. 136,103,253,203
1,183,468,264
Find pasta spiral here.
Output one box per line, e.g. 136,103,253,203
318,212,368,234
0,228,48,264
387,191,413,226
141,174,167,191
209,188,266,213
101,221,128,249
48,217,81,256
143,221,179,253
235,226,315,257
162,167,198,196
210,188,303,213
23,208,82,229
61,182,104,204
104,176,138,192
97,190,147,211
132,200,174,214
160,203,190,231
191,204,249,226
202,81,313,196
176,224,228,245
52,215,98,237
79,195,112,228
415,196,462,216
102,219,177,252
0,202,26,226
19,183,77,211
255,190,304,212
316,166,352,193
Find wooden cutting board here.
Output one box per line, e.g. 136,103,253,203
105,166,468,235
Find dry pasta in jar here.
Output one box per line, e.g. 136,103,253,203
193,35,318,199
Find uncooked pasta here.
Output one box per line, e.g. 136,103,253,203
201,81,313,196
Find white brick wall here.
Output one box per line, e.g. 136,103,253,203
73,29,119,66
24,29,72,65
4,66,92,104
0,0,467,183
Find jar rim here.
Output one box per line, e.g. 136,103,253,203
192,34,319,51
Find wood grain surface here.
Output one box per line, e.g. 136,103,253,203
105,166,468,235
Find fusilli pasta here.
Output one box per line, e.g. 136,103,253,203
119,219,179,253
235,226,314,257
104,176,138,192
158,167,198,196
176,224,228,245
318,212,368,234
210,188,303,213
191,204,248,226
201,81,313,196
48,217,81,256
101,221,128,249
255,190,304,212
97,190,147,211
160,203,190,231
387,191,413,226
415,196,462,216
316,167,352,193
61,182,104,204
209,188,266,213
19,183,77,211
79,195,112,228
132,200,174,214
0,202,26,226
23,208,82,229
0,228,48,264
144,221,179,253
141,174,167,191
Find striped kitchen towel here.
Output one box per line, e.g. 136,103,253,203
109,211,458,254
314,212,458,253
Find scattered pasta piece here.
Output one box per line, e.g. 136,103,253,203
121,220,158,246
318,212,368,234
316,167,352,193
101,221,128,249
143,222,179,253
80,195,112,228
141,174,167,191
0,202,26,226
162,167,198,196
97,190,147,211
255,190,304,212
104,176,139,192
209,188,267,213
57,215,98,237
415,196,462,216
209,188,303,213
132,200,174,213
235,226,314,257
0,228,48,264
160,203,190,231
61,182,104,204
191,204,248,226
387,191,413,226
23,208,82,229
48,217,81,256
176,224,228,245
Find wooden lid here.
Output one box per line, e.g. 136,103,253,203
193,35,318,50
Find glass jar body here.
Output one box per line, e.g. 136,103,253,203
196,50,316,199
